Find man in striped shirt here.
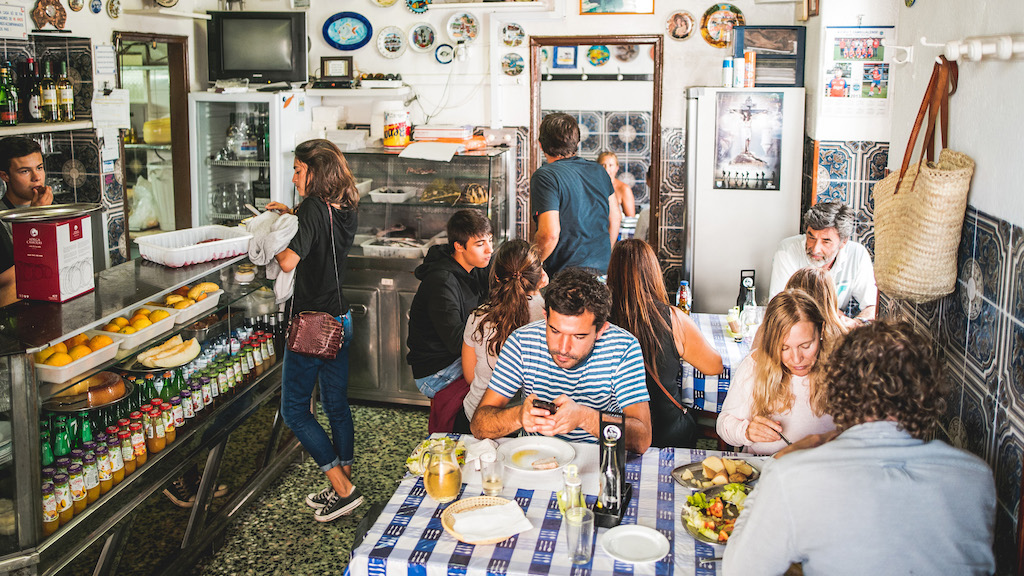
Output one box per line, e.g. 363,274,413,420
470,268,652,453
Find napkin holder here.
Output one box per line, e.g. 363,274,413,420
593,482,632,528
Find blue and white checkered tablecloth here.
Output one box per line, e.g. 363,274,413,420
345,442,743,576
678,313,751,413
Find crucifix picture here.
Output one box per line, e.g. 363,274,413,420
714,91,785,191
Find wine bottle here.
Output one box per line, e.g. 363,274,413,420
56,60,74,121
38,60,59,122
20,58,41,123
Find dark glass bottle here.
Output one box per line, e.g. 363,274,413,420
0,62,18,126
20,58,41,123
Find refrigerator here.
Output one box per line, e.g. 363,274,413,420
188,91,318,227
685,87,805,313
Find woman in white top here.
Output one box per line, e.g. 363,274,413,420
458,240,547,427
717,289,837,455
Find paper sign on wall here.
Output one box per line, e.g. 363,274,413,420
0,4,27,40
91,88,130,129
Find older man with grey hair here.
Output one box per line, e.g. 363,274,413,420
768,202,876,325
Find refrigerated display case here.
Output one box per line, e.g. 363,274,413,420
188,92,318,227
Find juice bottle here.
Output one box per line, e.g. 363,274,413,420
53,473,73,526
42,482,58,537
106,436,124,485
170,397,185,429
67,463,86,515
95,445,112,495
180,391,195,422
129,422,147,466
82,453,100,504
160,402,175,444
118,430,135,475
146,408,166,454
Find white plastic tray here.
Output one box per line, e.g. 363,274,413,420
360,237,428,259
135,225,252,268
168,289,224,325
35,330,123,384
356,178,373,197
111,307,179,351
368,187,417,204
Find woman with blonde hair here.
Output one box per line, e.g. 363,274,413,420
717,289,836,455
785,266,850,342
457,239,547,431
608,239,722,448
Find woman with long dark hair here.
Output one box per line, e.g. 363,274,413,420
457,240,547,431
607,239,723,448
266,139,362,522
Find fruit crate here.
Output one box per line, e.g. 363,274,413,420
109,308,179,352
168,290,224,325
135,225,252,268
35,331,122,385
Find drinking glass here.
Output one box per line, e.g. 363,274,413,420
563,507,594,564
480,453,504,496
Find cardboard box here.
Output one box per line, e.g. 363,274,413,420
13,215,94,302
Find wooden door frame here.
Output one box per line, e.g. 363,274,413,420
112,31,191,238
529,34,664,254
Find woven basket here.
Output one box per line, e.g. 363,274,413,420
873,148,974,303
441,496,516,545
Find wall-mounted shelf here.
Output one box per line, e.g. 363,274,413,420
427,0,547,10
122,8,212,20
0,120,93,137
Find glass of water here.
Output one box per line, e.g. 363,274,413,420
563,507,594,564
480,452,504,496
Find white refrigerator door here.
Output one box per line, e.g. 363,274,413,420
685,87,805,313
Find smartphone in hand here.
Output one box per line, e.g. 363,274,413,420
532,399,557,415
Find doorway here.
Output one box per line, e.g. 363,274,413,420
529,35,664,253
113,32,190,256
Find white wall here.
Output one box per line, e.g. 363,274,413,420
889,0,1024,227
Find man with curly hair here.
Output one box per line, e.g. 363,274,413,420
470,267,652,453
724,320,995,575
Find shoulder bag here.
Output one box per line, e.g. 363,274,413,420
286,200,346,360
644,309,697,448
872,56,974,303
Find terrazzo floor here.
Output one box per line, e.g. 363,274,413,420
188,401,429,575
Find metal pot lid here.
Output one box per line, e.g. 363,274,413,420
0,203,103,223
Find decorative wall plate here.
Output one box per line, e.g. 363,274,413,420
501,23,524,47
587,45,610,66
409,22,436,52
323,12,373,51
700,3,744,48
90,0,101,14
377,26,407,59
435,43,454,64
446,12,479,44
68,0,85,11
501,53,524,76
154,0,178,7
372,0,399,6
406,0,429,14
614,45,639,62
106,0,120,18
666,10,695,41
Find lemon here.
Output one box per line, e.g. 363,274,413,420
34,347,56,364
44,352,73,367
113,317,129,327
129,314,148,325
119,326,137,335
131,318,153,331
136,308,152,316
173,299,195,309
102,323,120,333
64,334,89,350
52,342,67,354
88,335,114,351
149,310,170,322
69,344,92,361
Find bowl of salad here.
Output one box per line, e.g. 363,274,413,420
682,482,751,544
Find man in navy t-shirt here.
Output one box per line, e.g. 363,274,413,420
531,113,620,276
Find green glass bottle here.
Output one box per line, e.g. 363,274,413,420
52,418,71,458
41,429,54,466
171,368,186,398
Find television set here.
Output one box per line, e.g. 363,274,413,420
207,11,308,85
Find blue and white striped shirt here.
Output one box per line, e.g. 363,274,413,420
488,320,650,443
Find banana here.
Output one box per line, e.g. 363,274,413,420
164,294,185,305
187,282,219,301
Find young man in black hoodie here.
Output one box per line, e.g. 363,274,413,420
407,210,493,398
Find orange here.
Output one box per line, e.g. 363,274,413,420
136,308,152,316
69,344,92,361
112,317,129,327
196,292,208,301
131,318,152,331
129,314,148,325
88,334,114,351
64,333,89,349
119,326,137,335
44,352,73,367
148,310,171,322
102,323,120,333
52,342,67,354
34,347,56,364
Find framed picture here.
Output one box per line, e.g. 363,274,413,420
713,91,785,191
321,56,354,81
733,26,806,87
580,0,654,15
808,0,819,17
552,46,577,69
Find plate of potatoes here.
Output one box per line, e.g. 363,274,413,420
671,456,760,490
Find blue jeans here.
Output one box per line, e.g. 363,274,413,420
280,312,354,472
414,358,462,398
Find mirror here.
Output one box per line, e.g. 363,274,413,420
530,35,663,252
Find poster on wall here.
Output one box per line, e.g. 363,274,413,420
821,26,895,119
714,91,784,191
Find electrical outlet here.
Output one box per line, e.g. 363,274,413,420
482,129,516,148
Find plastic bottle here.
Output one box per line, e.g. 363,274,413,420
676,280,692,315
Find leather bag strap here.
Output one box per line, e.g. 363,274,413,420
643,309,688,414
894,56,958,192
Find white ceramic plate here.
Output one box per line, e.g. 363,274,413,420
377,26,407,59
599,525,670,563
497,436,575,473
409,22,436,52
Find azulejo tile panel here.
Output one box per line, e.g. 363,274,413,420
817,142,854,182
960,382,994,462
966,208,1011,304
662,126,684,161
994,413,1022,514
1006,320,1024,420
1011,225,1023,325
860,141,889,182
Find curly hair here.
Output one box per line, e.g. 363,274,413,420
544,267,611,327
474,240,544,357
825,319,946,439
751,289,831,419
294,139,359,209
785,267,849,350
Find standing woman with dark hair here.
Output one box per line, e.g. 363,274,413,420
607,239,723,448
266,139,362,523
457,240,548,431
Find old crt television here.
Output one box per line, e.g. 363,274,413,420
207,11,308,84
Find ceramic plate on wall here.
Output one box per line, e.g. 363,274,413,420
587,45,610,66
502,53,524,76
406,0,429,14
447,12,479,44
68,0,84,10
700,3,744,48
377,26,407,58
435,43,454,64
371,0,399,6
106,0,120,18
614,45,639,62
666,10,695,41
501,23,525,47
323,12,373,51
409,22,436,52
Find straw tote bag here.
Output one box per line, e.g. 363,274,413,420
286,201,346,360
872,56,974,303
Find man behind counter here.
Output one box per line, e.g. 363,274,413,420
0,136,54,307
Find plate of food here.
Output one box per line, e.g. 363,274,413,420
672,455,759,490
497,436,575,473
682,482,750,544
406,437,467,476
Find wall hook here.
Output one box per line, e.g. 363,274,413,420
882,40,913,64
